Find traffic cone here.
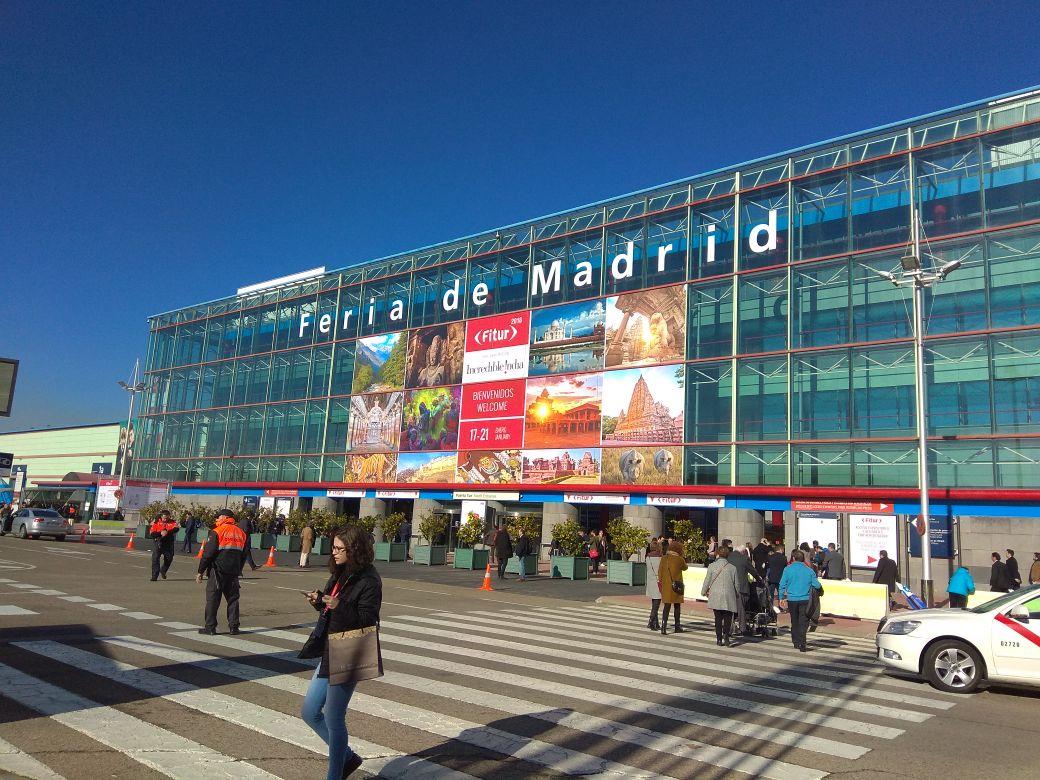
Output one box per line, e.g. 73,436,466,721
125,532,135,551
79,527,87,544
195,544,204,559
264,545,277,568
479,563,494,591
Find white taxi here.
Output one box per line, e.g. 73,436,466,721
876,584,1040,693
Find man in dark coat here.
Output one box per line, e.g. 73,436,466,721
514,529,534,582
724,538,760,634
752,537,771,578
493,526,513,580
872,549,899,608
1005,549,1022,590
990,552,1010,593
823,543,846,580
766,544,787,610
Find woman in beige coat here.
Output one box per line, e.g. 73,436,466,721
300,522,315,568
657,539,689,634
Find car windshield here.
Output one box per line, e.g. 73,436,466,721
969,585,1040,613
33,510,62,518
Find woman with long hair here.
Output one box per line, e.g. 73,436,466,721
301,526,382,779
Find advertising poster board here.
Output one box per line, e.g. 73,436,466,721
796,512,839,550
849,513,898,569
908,515,954,559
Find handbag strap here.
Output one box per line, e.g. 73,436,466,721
705,564,727,593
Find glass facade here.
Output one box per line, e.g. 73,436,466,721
135,89,1040,495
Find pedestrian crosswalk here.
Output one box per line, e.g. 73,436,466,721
0,597,965,779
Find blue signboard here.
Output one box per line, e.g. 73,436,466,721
908,515,954,559
91,462,113,475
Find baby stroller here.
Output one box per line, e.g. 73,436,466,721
746,580,777,637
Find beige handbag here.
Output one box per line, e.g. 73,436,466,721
327,625,384,685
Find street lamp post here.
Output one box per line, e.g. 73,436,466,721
877,209,961,608
117,359,146,512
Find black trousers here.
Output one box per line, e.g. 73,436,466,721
713,609,733,641
204,571,241,631
789,599,810,648
648,598,660,624
949,593,968,608
151,545,174,579
661,603,682,626
497,557,508,578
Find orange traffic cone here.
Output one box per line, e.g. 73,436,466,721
264,545,277,568
125,532,135,551
479,563,494,591
79,527,87,543
195,543,204,559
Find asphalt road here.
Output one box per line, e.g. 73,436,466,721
0,534,1038,779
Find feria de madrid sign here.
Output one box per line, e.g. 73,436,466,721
296,210,782,338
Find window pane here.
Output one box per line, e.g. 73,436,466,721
851,252,912,342
792,260,849,347
991,332,1040,433
685,446,731,485
736,357,788,440
685,361,732,442
690,199,735,278
687,280,733,359
738,271,787,354
982,124,1040,227
793,172,849,260
851,158,911,250
852,442,917,487
740,186,789,271
923,239,985,335
987,228,1040,328
792,350,850,438
793,444,851,487
736,445,787,485
916,140,982,236
927,339,991,435
852,345,915,437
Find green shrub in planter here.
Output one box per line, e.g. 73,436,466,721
453,547,490,570
275,534,302,552
550,555,590,580
374,541,407,561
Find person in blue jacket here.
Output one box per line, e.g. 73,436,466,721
947,565,975,609
778,549,822,652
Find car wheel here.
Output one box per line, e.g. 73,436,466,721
18,524,28,539
55,536,66,542
924,639,984,693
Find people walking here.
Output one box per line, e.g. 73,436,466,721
947,565,975,608
180,511,198,553
823,543,846,580
706,536,718,564
300,521,315,568
149,511,179,581
514,528,533,582
779,549,822,652
301,526,382,780
872,549,899,608
766,544,786,610
657,539,688,634
724,537,759,636
1005,549,1022,590
493,526,513,579
752,537,770,578
645,539,663,631
241,514,259,572
1030,552,1040,585
990,552,1010,593
195,509,248,635
701,545,741,646
588,530,604,576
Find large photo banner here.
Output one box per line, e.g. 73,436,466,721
337,286,693,488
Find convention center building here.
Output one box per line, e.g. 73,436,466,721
132,85,1040,578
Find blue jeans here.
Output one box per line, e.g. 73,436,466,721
517,555,526,579
301,666,359,780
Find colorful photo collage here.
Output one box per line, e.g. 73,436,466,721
343,284,687,487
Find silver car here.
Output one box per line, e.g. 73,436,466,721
11,508,72,541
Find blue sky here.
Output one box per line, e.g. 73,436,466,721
2,1,1038,432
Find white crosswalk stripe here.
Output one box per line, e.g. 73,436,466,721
0,734,65,780
0,605,38,615
0,602,966,780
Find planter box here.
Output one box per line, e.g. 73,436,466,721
196,528,210,543
606,559,647,586
313,537,330,555
136,523,150,538
374,542,408,562
453,547,490,570
250,532,276,549
175,527,187,542
505,554,540,577
550,555,590,580
275,534,302,552
412,545,447,566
